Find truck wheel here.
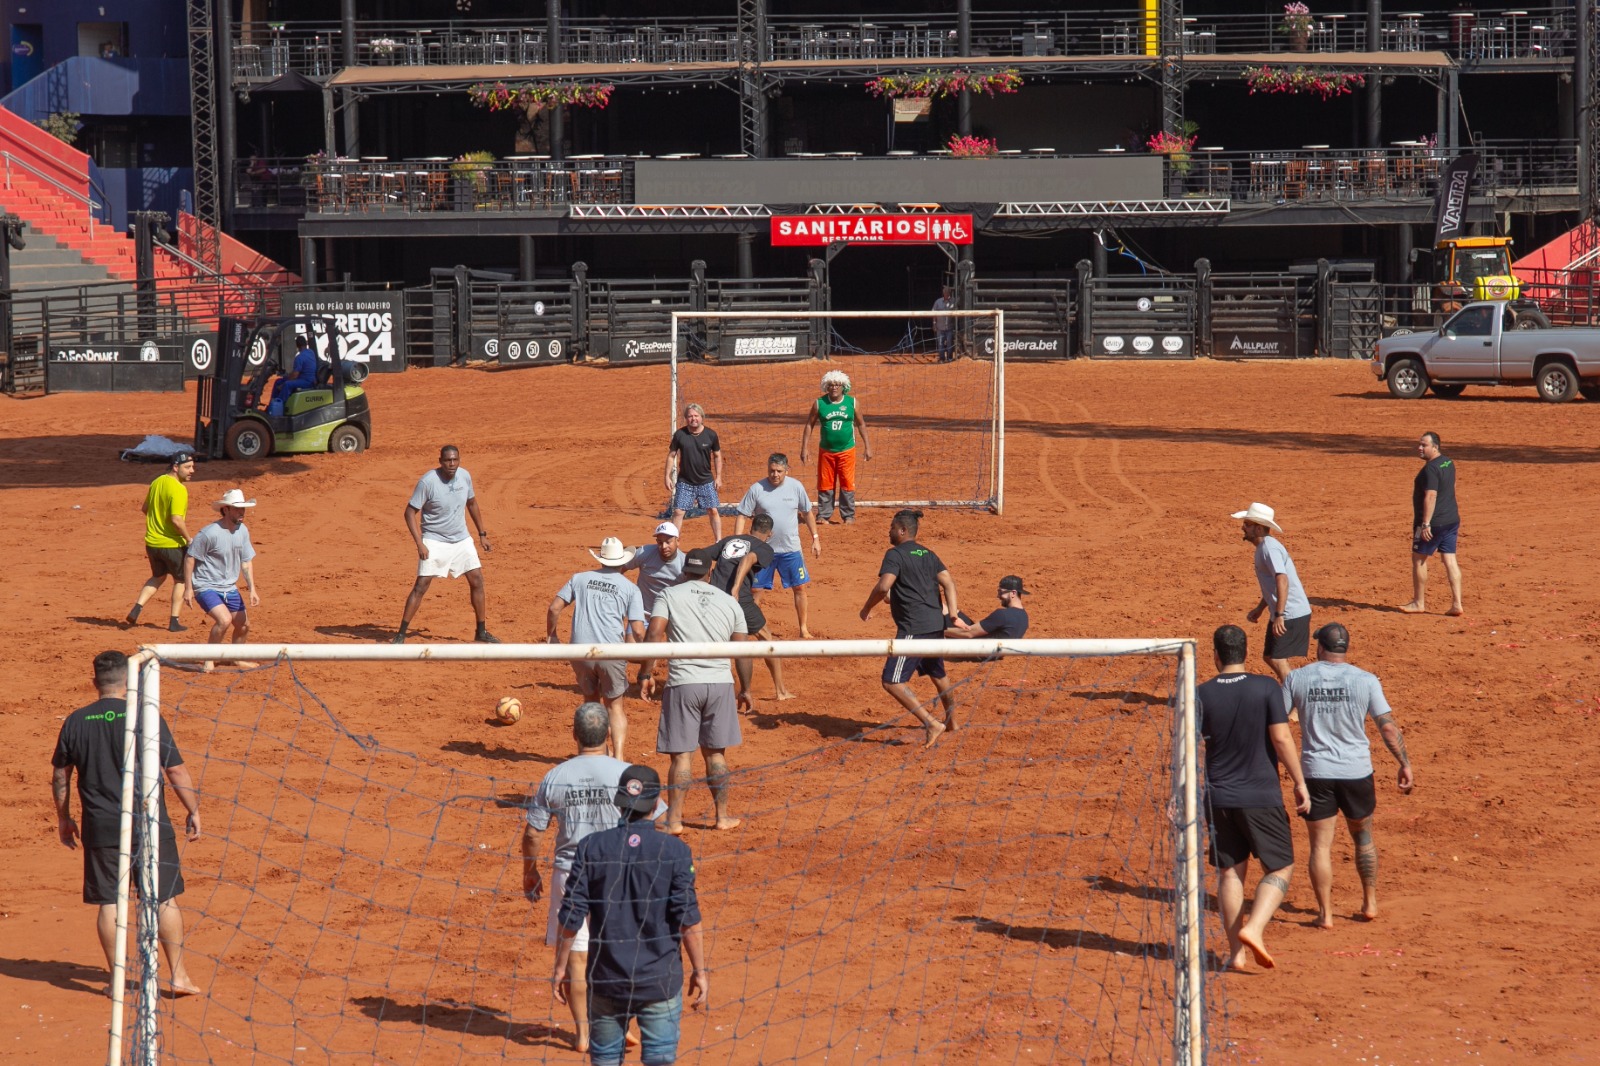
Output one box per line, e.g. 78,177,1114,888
1429,383,1465,398
224,419,274,460
329,424,367,454
1537,362,1578,402
1386,358,1428,399
1513,308,1552,330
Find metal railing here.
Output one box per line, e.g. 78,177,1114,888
1169,5,1573,58
2,152,105,224
302,157,633,214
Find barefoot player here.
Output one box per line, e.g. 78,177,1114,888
799,370,872,525
393,445,499,644
1400,432,1464,616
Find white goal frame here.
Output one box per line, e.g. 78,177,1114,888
111,636,1206,1066
670,308,1006,515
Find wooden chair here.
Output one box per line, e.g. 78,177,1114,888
1283,159,1308,200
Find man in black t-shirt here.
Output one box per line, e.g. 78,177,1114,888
1197,626,1310,972
666,403,724,541
946,574,1031,642
51,651,202,996
709,514,791,700
1401,431,1464,616
860,509,961,746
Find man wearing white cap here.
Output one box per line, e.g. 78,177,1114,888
183,489,261,670
1231,502,1312,683
621,522,687,616
548,538,648,761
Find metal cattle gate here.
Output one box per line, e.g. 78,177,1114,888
1203,273,1300,359
966,276,1074,361
1081,275,1197,359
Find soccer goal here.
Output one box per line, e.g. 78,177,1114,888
670,309,1006,514
109,637,1220,1066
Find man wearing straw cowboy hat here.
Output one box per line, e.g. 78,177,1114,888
1231,502,1312,683
183,488,261,671
548,538,648,762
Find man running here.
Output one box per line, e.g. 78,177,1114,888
184,489,261,672
666,404,723,541
1284,623,1414,926
393,445,498,644
1400,431,1464,616
1198,624,1311,971
548,538,648,762
125,451,195,632
1232,501,1312,683
799,370,872,525
860,509,960,746
736,454,820,638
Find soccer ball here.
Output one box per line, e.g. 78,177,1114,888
495,696,522,725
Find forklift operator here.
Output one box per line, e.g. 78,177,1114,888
273,335,319,404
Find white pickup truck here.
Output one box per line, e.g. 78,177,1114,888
1372,301,1600,402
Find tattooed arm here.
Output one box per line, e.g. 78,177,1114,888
1373,713,1414,792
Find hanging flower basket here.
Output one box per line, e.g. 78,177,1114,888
466,81,615,112
947,135,999,159
893,97,933,122
1242,65,1366,101
866,69,1022,100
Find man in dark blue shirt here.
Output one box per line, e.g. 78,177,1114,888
274,335,319,405
946,574,1031,642
1197,625,1310,972
555,765,706,1065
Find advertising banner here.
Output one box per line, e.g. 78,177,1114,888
1091,331,1193,359
471,335,569,366
282,292,407,372
771,214,974,246
1430,154,1478,246
974,333,1071,361
1217,329,1297,359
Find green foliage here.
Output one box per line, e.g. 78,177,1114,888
37,112,82,146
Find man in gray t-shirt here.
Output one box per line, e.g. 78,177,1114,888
1284,624,1414,928
547,537,647,762
1232,502,1311,683
394,445,498,645
638,547,752,834
184,489,261,664
736,453,821,638
522,702,631,1053
621,521,686,615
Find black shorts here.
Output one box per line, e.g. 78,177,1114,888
1208,805,1295,871
1264,613,1311,660
145,545,187,581
83,830,185,905
740,600,766,635
1304,775,1377,822
882,630,946,684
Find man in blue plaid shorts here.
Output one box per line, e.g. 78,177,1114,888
665,404,723,542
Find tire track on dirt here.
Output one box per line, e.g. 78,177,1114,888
1064,398,1162,533
1009,396,1073,511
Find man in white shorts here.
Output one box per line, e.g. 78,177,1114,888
637,547,751,834
547,538,647,761
522,702,632,1054
393,445,498,644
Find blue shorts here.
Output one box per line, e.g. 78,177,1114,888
1412,521,1459,556
883,630,947,684
195,588,245,615
672,481,719,514
751,550,809,590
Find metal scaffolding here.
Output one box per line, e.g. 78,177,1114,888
736,0,769,157
185,0,222,269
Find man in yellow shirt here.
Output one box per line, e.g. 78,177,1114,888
125,452,195,631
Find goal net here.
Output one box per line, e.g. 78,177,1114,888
111,639,1225,1065
669,310,1005,514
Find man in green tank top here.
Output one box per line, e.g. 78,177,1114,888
799,370,872,523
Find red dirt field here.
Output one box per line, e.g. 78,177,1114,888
2,357,1597,1064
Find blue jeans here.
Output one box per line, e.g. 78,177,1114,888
936,328,954,361
588,991,682,1066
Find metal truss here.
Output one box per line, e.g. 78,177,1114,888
1160,0,1184,136
996,199,1231,217
736,0,769,156
569,204,770,218
1587,0,1599,219
186,0,221,269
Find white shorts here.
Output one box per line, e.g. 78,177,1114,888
418,537,481,579
544,867,590,952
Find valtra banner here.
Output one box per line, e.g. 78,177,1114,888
771,214,974,246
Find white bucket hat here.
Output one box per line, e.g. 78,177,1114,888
589,537,634,567
216,489,257,510
1230,502,1282,533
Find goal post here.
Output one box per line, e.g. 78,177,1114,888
114,636,1215,1065
669,309,1006,515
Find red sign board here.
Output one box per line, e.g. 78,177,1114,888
771,214,974,246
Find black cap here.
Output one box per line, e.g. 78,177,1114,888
615,764,663,814
1314,623,1350,652
681,547,716,577
998,575,1029,596
170,451,194,466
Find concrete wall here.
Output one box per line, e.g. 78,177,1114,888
635,156,1162,205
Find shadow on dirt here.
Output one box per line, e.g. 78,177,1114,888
0,956,106,995
349,995,569,1050
441,740,563,766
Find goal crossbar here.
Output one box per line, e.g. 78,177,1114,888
670,307,1005,515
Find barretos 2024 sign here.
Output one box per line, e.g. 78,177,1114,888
283,293,407,372
771,214,974,246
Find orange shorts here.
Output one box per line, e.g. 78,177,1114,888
818,448,856,493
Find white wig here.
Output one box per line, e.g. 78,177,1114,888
820,370,852,392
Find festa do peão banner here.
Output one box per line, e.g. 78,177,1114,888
771,214,974,246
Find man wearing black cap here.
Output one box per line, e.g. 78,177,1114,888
125,451,195,632
1284,623,1414,926
555,765,708,1066
637,547,752,834
946,575,1031,642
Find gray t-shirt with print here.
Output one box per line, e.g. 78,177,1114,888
408,468,474,543
557,570,646,646
622,544,686,614
1285,660,1392,780
736,477,812,554
650,579,748,687
186,521,256,593
1253,535,1310,619
525,753,631,871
